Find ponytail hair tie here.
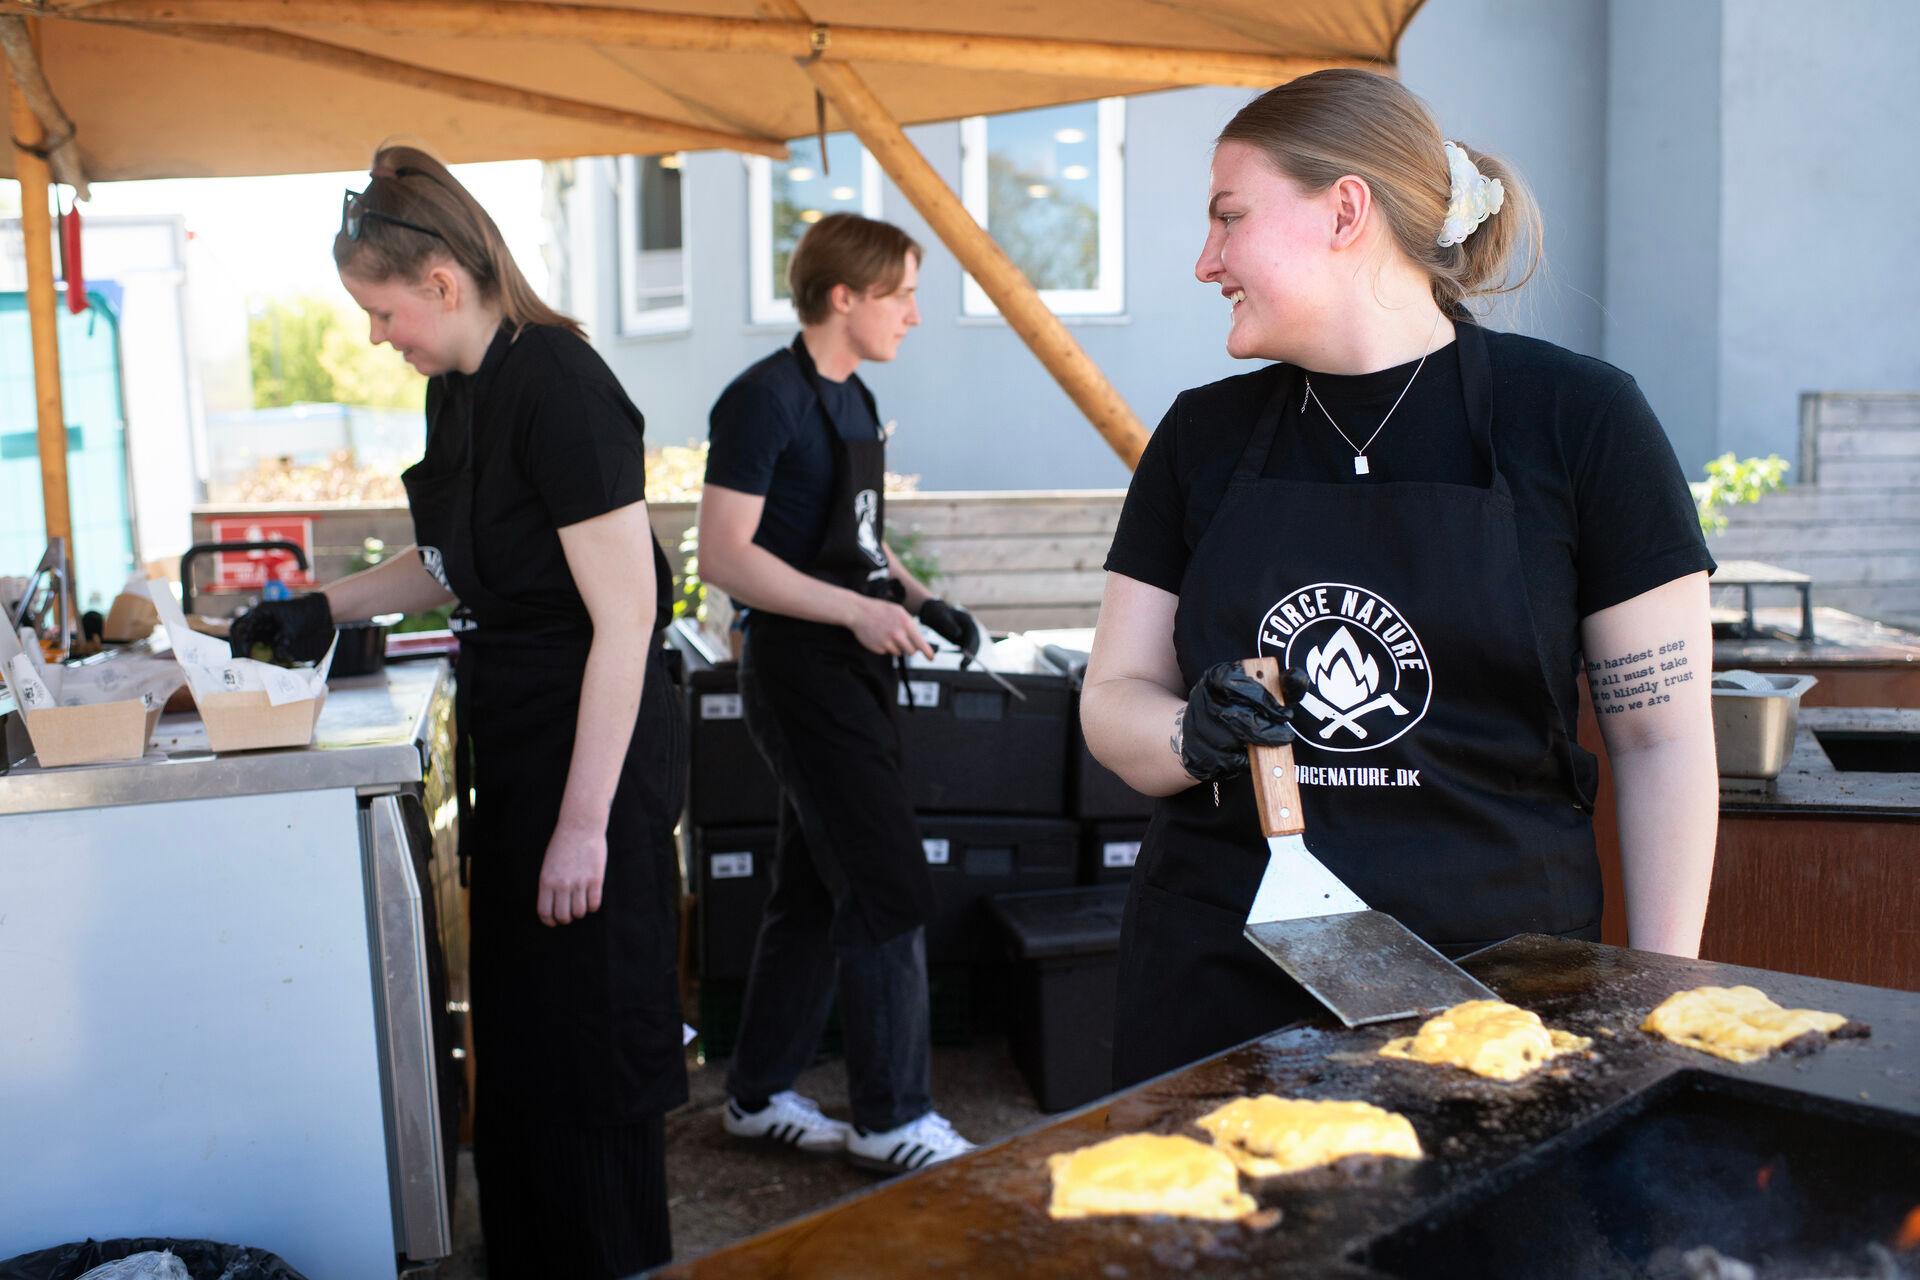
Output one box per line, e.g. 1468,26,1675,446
1436,140,1504,248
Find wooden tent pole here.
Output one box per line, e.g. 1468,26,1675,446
69,0,1380,90
797,54,1148,467
0,16,89,196
105,20,787,157
6,19,73,560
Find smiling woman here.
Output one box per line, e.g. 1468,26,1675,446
1082,69,1718,1088
230,143,693,1276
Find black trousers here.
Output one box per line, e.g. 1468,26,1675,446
476,1109,669,1278
725,615,937,1131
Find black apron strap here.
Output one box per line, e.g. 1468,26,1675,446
1232,367,1295,482
1455,321,1509,500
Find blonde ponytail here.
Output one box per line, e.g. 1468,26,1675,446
335,143,584,340
1218,70,1543,319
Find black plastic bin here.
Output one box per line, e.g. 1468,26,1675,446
1080,818,1149,885
987,884,1129,1113
682,664,782,827
1033,641,1156,821
0,1239,308,1280
897,665,1073,816
919,814,1079,965
690,824,775,982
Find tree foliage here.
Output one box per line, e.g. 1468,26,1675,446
247,296,426,410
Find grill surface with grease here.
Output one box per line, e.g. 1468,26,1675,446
659,937,1920,1279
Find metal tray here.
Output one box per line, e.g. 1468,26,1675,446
1711,669,1818,779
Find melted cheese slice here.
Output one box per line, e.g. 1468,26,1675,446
1194,1096,1423,1177
1046,1133,1257,1221
1641,985,1848,1063
1379,999,1592,1082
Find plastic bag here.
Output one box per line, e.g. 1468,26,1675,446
76,1254,189,1280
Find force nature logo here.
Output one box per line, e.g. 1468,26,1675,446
1254,582,1433,753
853,489,887,567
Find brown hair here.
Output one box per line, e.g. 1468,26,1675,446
1218,69,1543,318
334,143,583,339
788,212,923,325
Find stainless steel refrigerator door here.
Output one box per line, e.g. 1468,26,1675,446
365,792,453,1263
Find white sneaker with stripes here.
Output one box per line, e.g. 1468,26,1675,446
845,1110,975,1174
722,1091,852,1153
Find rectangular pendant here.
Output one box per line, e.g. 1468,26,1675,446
1354,455,1370,476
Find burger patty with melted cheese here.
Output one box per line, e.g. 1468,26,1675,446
1046,1133,1257,1221
1379,999,1592,1081
1194,1096,1423,1177
1641,985,1849,1063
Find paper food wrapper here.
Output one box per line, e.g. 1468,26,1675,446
145,578,333,752
0,624,181,767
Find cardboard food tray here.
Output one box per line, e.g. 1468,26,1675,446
21,700,165,768
193,687,329,753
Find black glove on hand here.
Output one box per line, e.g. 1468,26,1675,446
918,598,982,659
1179,662,1306,783
228,594,336,666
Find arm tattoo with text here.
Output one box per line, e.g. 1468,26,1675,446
1585,637,1691,715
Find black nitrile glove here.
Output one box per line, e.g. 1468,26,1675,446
1179,662,1307,783
918,598,982,659
228,594,336,666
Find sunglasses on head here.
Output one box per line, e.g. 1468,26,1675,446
341,187,448,243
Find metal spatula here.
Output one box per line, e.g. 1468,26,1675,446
1238,657,1497,1027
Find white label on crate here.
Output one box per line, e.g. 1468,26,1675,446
700,693,744,720
922,838,951,865
710,852,755,880
897,679,941,709
1103,841,1142,869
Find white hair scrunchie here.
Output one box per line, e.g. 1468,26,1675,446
1436,140,1505,248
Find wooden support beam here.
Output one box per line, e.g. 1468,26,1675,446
72,0,1382,89
0,14,88,196
101,19,789,156
6,18,74,563
794,51,1149,467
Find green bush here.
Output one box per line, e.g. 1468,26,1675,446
1692,453,1789,535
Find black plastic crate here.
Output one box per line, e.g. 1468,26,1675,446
684,666,783,826
896,665,1072,816
1081,819,1148,885
919,814,1079,965
987,885,1128,1113
1030,639,1156,821
691,824,775,982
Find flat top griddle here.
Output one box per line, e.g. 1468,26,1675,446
660,937,1920,1279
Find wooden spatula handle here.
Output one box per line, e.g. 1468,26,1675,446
1241,657,1306,838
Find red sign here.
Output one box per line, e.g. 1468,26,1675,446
209,517,316,590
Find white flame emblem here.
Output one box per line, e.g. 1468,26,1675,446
1304,626,1378,711
1299,625,1410,741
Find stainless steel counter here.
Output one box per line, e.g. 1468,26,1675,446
1722,705,1920,817
0,660,451,816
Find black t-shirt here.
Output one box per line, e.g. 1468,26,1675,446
704,343,882,569
1106,326,1715,745
421,324,672,636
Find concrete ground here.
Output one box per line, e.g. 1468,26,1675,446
440,1037,1048,1274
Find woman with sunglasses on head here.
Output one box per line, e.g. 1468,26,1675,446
1082,70,1719,1085
235,145,687,1274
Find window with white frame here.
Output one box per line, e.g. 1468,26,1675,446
960,98,1125,317
617,153,689,334
748,133,883,326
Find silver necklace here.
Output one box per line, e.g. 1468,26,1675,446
1301,310,1445,476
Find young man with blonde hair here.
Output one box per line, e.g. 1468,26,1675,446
697,213,978,1173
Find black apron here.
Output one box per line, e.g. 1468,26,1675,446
1114,322,1601,1085
402,330,689,1125
738,335,936,944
